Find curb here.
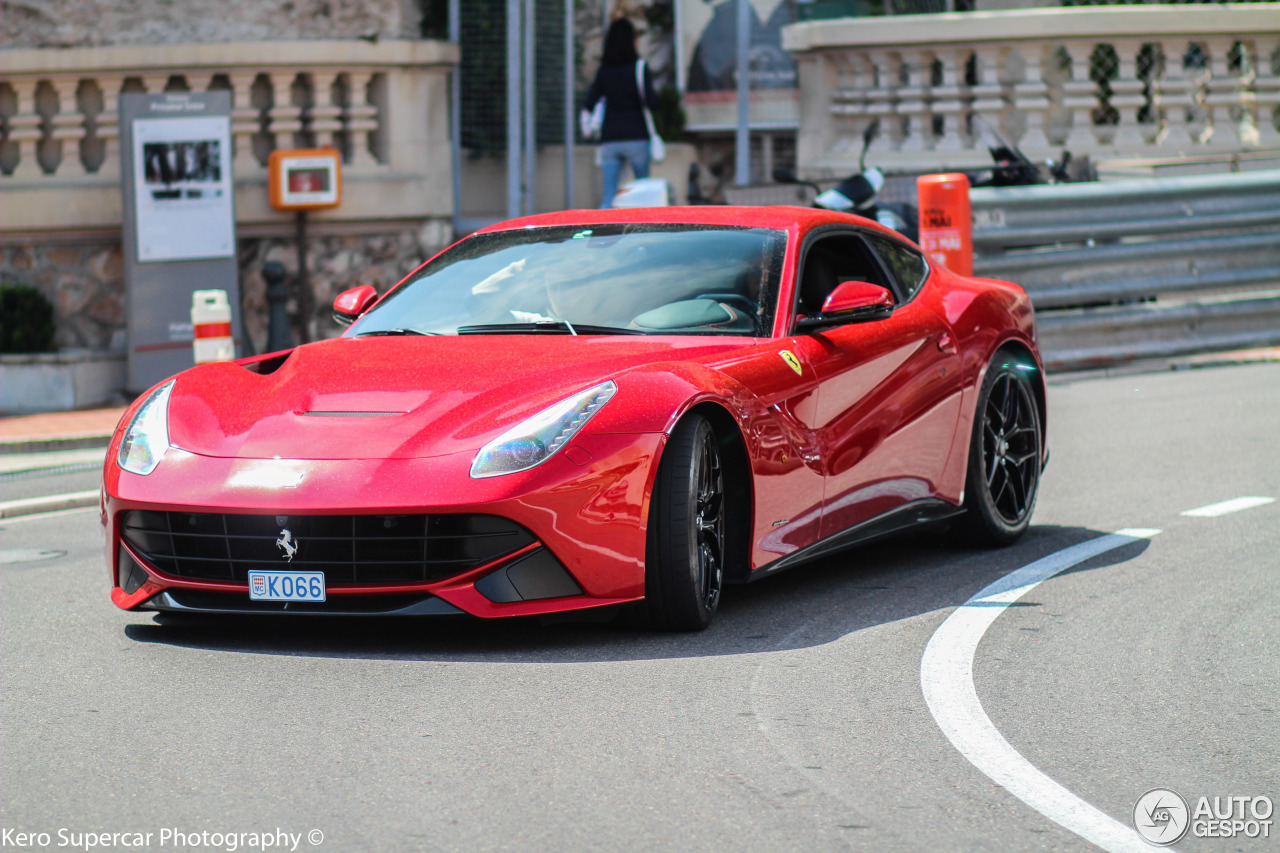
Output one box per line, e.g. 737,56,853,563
0,490,100,520
0,435,113,455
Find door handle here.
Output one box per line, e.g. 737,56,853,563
937,334,956,354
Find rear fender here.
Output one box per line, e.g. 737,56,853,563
929,271,1043,500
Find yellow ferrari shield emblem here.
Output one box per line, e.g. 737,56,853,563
780,350,802,376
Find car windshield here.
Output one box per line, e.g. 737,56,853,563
348,224,788,337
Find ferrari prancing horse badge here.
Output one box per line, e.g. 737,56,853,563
780,350,802,376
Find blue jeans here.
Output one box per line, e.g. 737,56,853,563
599,139,651,208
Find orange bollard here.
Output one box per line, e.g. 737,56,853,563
916,173,973,276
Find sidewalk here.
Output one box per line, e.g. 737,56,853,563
0,406,126,519
0,405,128,454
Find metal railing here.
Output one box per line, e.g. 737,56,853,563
971,169,1280,370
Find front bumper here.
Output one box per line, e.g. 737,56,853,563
142,589,466,616
103,432,663,618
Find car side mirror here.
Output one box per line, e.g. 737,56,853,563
822,280,894,314
333,285,378,326
796,280,894,331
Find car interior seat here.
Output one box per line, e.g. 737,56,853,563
800,238,896,319
799,252,839,316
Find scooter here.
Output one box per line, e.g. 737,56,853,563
772,121,920,242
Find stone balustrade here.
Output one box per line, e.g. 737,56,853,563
782,4,1280,176
0,40,458,235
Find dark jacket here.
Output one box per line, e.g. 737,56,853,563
585,61,658,143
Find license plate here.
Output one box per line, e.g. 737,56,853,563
248,571,326,602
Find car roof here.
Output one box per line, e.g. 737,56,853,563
476,205,880,236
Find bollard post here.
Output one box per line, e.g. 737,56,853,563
917,173,973,276
191,290,235,364
263,262,293,353
295,210,313,345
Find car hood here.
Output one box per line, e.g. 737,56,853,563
166,335,751,460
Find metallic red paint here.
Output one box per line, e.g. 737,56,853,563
102,206,1045,621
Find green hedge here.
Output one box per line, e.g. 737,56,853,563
0,284,56,354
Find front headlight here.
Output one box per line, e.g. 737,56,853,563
470,380,617,479
117,380,174,475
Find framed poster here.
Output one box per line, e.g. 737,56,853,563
132,116,235,262
676,0,801,131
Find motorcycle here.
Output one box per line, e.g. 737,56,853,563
767,119,1093,241
967,117,1095,187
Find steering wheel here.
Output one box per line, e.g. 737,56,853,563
699,292,758,315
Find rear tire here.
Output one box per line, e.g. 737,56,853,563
641,415,725,630
960,354,1042,545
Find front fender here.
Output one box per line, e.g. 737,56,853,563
586,361,760,437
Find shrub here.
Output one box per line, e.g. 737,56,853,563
655,85,686,142
0,283,56,354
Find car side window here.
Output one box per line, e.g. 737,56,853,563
797,233,892,317
863,234,929,302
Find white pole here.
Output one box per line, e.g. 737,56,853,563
564,0,575,209
449,0,461,234
507,0,523,218
735,0,750,186
524,0,536,215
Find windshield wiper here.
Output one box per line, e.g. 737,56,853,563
455,322,645,336
355,328,437,337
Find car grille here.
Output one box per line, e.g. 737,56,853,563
121,510,535,585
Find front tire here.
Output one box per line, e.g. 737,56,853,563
961,354,1042,545
642,414,725,630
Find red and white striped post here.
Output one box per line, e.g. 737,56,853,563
191,289,235,363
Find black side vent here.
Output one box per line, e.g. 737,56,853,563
241,352,292,375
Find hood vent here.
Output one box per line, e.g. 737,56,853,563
242,352,292,375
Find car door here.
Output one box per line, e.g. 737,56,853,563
785,228,964,540
713,337,829,567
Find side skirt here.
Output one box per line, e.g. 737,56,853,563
743,498,965,583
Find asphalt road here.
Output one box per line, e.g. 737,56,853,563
1,362,1277,852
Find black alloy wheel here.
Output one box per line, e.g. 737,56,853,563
643,414,725,630
961,356,1042,545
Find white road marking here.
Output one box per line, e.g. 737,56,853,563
0,447,105,475
921,529,1161,853
0,490,99,519
0,505,98,524
1180,496,1275,518
0,549,66,565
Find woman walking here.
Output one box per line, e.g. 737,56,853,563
584,18,659,208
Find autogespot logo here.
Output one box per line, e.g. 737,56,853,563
1134,788,1190,845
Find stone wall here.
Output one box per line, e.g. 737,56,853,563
238,221,454,351
0,241,126,351
0,0,421,48
0,221,453,358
